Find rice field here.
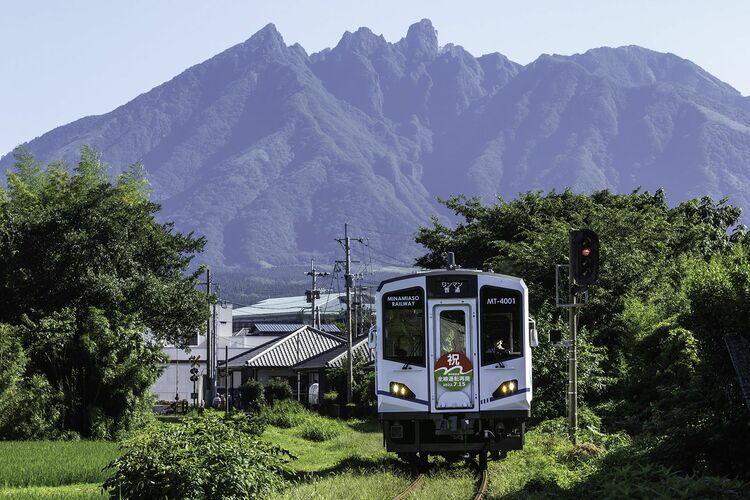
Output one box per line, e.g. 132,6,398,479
0,441,118,498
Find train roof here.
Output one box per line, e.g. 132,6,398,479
376,269,524,292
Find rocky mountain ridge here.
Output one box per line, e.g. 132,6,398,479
4,19,750,269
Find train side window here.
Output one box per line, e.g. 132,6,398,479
382,288,425,366
480,286,522,365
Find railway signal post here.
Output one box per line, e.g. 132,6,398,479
561,229,600,444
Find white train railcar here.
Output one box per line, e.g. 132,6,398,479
374,266,536,468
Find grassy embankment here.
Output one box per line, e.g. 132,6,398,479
261,401,477,499
264,402,747,499
0,404,744,499
0,441,117,499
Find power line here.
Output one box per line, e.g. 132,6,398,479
358,239,417,267
356,226,416,237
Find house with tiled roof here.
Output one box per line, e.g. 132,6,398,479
292,336,374,404
221,325,346,403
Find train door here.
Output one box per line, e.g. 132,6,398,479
429,302,479,412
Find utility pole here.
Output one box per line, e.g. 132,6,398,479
211,298,218,406
305,259,329,329
336,224,363,404
205,269,214,406
225,345,229,416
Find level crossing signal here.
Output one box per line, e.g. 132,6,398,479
569,229,599,290
189,355,200,382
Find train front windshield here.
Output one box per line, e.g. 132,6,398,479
382,287,426,366
480,286,523,365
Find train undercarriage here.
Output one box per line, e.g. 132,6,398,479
380,410,528,469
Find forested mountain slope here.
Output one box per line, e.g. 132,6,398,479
4,19,750,269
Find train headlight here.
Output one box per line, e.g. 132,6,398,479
493,379,519,399
390,381,415,400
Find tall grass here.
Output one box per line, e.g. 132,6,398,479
0,441,119,488
261,400,308,428
262,400,347,442
298,417,345,442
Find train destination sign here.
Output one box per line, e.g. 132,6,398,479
427,274,477,298
435,352,474,390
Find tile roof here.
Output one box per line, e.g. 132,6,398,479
328,337,374,368
229,326,345,368
294,336,373,370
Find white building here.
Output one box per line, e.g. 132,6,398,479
152,302,245,404
151,291,364,405
231,292,349,330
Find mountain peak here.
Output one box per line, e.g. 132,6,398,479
402,19,438,60
570,45,742,102
335,26,387,55
6,23,750,270
244,22,286,52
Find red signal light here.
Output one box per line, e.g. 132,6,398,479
582,248,591,257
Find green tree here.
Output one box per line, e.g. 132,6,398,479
415,189,750,478
415,190,745,394
626,249,750,477
0,147,209,438
0,323,61,439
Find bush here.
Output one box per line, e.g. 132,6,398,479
323,391,339,403
265,379,293,405
262,400,308,428
353,371,376,407
574,459,747,499
240,379,265,412
103,412,289,499
298,416,344,442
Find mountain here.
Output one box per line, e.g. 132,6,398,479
3,20,750,270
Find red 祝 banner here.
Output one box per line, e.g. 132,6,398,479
434,352,473,391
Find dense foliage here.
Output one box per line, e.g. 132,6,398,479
416,189,750,479
104,412,289,499
0,147,209,438
326,358,376,407
265,378,294,405
239,378,266,412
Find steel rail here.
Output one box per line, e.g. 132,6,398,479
393,473,425,500
473,468,489,500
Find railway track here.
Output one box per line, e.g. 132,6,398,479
392,460,489,500
473,468,488,500
393,473,425,500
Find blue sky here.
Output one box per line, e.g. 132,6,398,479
2,0,748,156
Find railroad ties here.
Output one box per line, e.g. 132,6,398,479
392,461,489,500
